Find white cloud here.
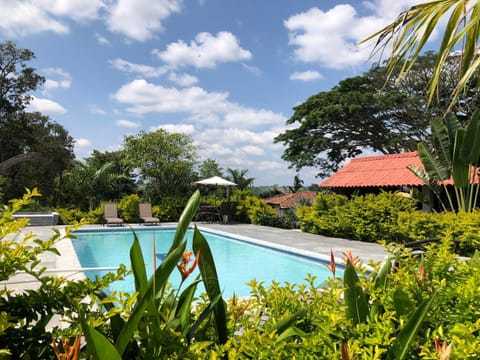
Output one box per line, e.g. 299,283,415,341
90,104,107,115
0,1,69,37
241,145,264,156
151,123,196,135
42,68,72,94
116,119,140,128
169,72,199,87
34,0,104,20
112,79,229,115
290,70,322,81
95,32,111,45
153,31,252,68
75,138,92,147
27,97,67,115
110,58,167,78
106,0,182,41
0,0,103,37
284,1,422,69
112,79,286,129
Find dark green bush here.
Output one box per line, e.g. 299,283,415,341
153,196,188,221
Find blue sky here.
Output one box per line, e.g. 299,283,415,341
0,0,422,186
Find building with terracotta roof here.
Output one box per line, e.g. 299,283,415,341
319,152,438,210
319,152,425,190
264,191,318,217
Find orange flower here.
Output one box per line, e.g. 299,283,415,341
52,336,81,360
417,265,425,283
343,251,360,266
177,250,200,281
324,249,336,277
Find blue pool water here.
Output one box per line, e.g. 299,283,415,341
72,227,342,297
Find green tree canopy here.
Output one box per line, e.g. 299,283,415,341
0,41,74,204
123,129,197,201
274,52,478,178
198,158,224,179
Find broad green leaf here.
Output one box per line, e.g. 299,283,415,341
417,142,450,181
187,293,222,341
95,291,125,342
452,129,470,187
175,277,201,332
192,226,228,344
393,289,413,317
463,110,480,164
169,190,200,253
374,256,392,290
273,310,305,335
130,231,148,297
388,294,436,360
430,117,451,166
82,322,122,360
276,326,308,343
115,243,185,355
344,260,369,325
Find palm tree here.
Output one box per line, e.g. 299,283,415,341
226,168,254,190
363,0,480,109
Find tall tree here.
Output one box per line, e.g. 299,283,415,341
0,41,74,204
198,158,223,179
274,52,477,177
123,129,197,201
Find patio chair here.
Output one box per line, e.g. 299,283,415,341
139,203,160,225
103,203,124,226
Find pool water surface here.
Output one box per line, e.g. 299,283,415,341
72,227,342,297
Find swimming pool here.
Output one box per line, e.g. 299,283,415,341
72,227,343,297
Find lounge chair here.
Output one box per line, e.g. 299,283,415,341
103,203,124,226
139,203,160,225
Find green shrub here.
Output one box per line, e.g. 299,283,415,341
55,207,87,225
154,196,188,221
236,195,277,225
83,206,104,224
297,191,416,242
118,194,140,223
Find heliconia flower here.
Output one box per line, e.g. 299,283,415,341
417,265,425,282
177,250,200,281
343,251,360,266
52,335,81,360
324,249,336,277
435,338,453,360
234,300,251,320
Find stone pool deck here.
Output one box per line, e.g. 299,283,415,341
2,223,387,294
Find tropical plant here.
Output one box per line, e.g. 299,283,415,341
408,110,480,212
226,168,254,190
363,0,480,109
80,190,229,358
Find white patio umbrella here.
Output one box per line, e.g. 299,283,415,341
195,176,237,204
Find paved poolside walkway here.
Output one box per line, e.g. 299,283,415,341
2,223,387,294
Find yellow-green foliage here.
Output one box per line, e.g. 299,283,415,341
118,194,140,223
297,191,416,242
154,197,187,221
55,208,87,225
236,195,276,225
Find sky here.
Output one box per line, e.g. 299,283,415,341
0,0,426,186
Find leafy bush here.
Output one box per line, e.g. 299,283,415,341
0,190,127,359
297,191,416,242
236,195,277,225
55,207,87,225
83,206,104,224
118,193,140,223
153,196,187,221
